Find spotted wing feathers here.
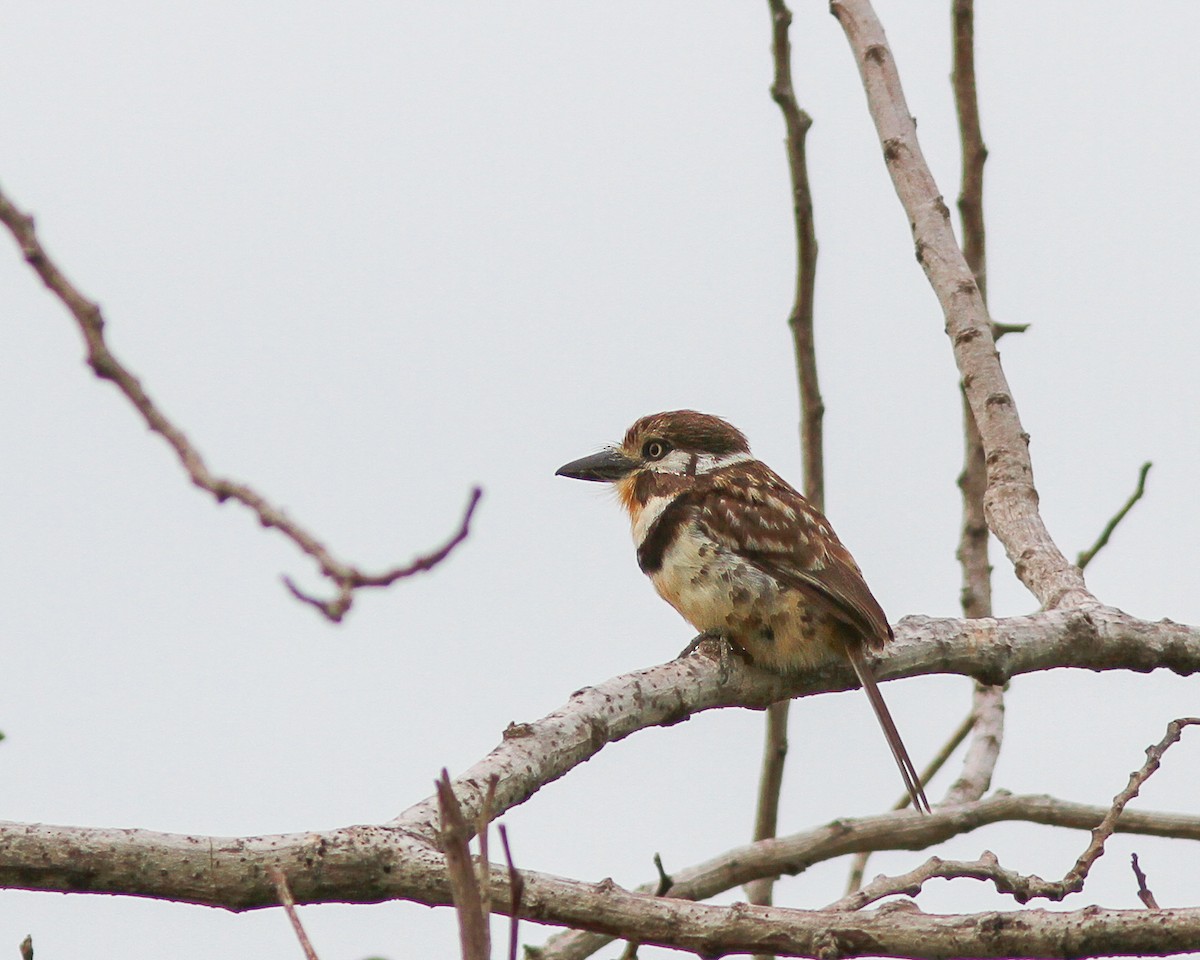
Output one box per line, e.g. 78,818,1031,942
680,462,892,648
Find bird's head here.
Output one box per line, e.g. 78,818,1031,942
556,410,751,512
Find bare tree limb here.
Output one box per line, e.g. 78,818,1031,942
390,607,1200,840
941,682,1005,806
829,0,1092,612
438,770,491,960
1077,462,1153,572
952,0,988,304
6,789,1199,915
0,618,1196,956
269,868,321,960
829,718,1200,911
749,0,826,920
0,183,482,623
947,0,1006,822
499,825,523,960
538,786,1200,960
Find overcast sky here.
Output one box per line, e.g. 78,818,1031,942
2,2,1198,958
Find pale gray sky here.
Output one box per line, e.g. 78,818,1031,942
2,2,1198,957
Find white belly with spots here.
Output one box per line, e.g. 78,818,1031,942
647,524,778,631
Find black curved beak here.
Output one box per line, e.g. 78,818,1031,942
555,448,638,482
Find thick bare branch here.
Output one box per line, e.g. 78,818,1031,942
829,0,1092,611
387,606,1199,840
6,790,1199,914
0,183,481,622
4,813,1200,959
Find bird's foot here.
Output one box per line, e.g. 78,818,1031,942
676,631,744,683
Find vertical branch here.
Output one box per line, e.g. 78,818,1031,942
948,0,1004,809
845,1,999,894
747,0,822,923
437,770,491,960
952,0,992,624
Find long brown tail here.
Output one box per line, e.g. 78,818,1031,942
844,643,931,814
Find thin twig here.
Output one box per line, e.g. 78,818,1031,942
829,718,1200,910
1131,853,1160,909
437,769,490,960
952,0,988,302
747,0,823,925
269,868,321,960
498,825,524,960
652,853,673,896
475,775,499,936
746,701,789,909
0,183,481,623
1077,462,1153,571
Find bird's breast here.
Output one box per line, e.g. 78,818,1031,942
644,516,839,672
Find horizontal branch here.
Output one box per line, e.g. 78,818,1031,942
393,606,1200,838
536,790,1200,960
1,610,1196,907
5,791,1198,912
1,817,1199,958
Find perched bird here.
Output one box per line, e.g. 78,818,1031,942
556,409,930,813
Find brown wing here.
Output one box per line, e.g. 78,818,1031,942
700,463,928,812
694,461,893,648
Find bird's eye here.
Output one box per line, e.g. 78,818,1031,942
642,439,670,461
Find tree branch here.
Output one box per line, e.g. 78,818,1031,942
1076,462,1152,572
536,788,1200,960
0,182,481,622
750,0,825,920
829,0,1092,612
830,718,1199,912
385,606,1198,843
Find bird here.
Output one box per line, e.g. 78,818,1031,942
556,409,930,814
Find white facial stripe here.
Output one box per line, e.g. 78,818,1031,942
650,449,752,476
695,450,752,474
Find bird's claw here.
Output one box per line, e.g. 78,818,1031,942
676,631,742,683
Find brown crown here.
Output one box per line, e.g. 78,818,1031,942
622,410,750,456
